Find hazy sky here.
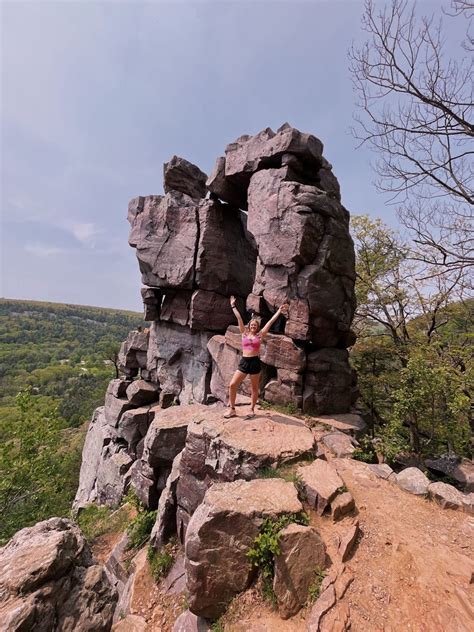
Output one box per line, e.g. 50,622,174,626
1,0,461,311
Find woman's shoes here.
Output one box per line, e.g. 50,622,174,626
224,408,237,419
244,412,256,420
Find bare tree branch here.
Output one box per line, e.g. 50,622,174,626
350,0,474,271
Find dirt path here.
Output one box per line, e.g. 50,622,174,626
222,457,473,631
331,458,474,632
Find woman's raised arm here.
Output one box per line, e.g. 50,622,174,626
260,303,289,337
230,296,246,334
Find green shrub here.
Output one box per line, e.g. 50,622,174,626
308,567,327,602
77,503,131,541
147,544,174,581
126,510,157,550
246,513,309,604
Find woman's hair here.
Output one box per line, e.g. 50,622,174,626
248,318,260,331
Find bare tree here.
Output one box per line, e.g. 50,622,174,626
349,0,473,273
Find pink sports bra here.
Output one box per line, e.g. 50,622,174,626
242,334,261,352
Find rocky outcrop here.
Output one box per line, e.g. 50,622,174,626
425,456,474,492
298,459,345,515
0,518,117,632
74,381,176,511
175,408,315,539
122,124,356,412
185,478,303,619
428,482,465,511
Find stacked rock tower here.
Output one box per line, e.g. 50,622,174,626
122,124,356,414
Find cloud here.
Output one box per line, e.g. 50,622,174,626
25,243,66,257
71,223,101,246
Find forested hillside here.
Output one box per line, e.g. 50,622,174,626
0,298,144,542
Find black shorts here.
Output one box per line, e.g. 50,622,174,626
238,356,261,375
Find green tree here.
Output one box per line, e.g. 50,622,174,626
351,215,472,460
0,388,82,543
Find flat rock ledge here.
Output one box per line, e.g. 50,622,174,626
185,478,303,619
176,408,315,538
0,518,117,632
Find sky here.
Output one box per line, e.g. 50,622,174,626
0,0,463,311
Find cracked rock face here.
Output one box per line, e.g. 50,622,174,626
184,478,303,619
176,408,315,539
123,125,356,412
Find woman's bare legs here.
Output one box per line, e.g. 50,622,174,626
248,372,261,417
225,370,246,417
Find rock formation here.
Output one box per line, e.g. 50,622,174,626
74,124,357,514
124,124,356,414
70,125,361,626
0,518,117,631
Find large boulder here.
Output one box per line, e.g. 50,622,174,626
118,330,149,374
395,467,430,496
428,482,465,511
163,155,207,200
128,192,199,289
126,380,159,406
176,408,315,537
185,479,303,619
0,518,116,632
425,456,474,493
273,523,326,619
142,404,203,468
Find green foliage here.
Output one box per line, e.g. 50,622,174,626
147,544,174,581
0,299,144,541
210,621,225,632
387,353,471,457
126,510,157,550
256,466,301,485
350,216,473,462
122,489,142,512
0,298,144,427
76,503,131,541
0,389,82,543
352,435,377,463
308,567,327,603
246,512,309,602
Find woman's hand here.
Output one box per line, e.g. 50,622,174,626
230,295,237,308
279,303,289,316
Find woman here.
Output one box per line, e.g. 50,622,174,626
224,296,289,419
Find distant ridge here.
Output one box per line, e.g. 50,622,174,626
1,297,143,317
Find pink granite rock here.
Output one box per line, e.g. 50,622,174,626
273,524,326,618
163,155,207,200
128,192,199,289
185,479,303,619
298,459,345,515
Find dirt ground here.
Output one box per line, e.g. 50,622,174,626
221,457,474,632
